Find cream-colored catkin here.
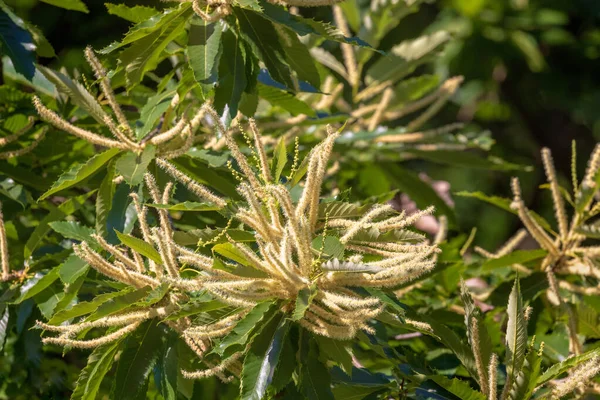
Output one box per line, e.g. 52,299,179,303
155,158,226,207
541,148,569,240
551,356,600,398
0,128,47,160
470,316,490,396
488,353,498,400
368,87,394,131
33,96,127,150
42,322,141,349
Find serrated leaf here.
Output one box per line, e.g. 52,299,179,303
0,3,36,80
480,249,547,271
429,376,485,400
105,3,157,23
49,221,95,242
299,334,334,400
40,0,88,12
115,145,155,186
96,160,116,236
276,25,320,88
214,29,247,120
508,344,543,400
15,268,60,303
115,230,162,264
578,302,600,338
49,289,133,324
25,191,95,259
0,307,8,352
187,17,223,84
112,320,162,400
504,279,528,394
87,286,153,323
536,347,600,386
257,82,315,116
291,284,317,321
136,89,176,140
38,65,106,123
40,148,121,200
241,316,290,400
71,340,124,400
318,201,369,220
311,236,344,259
216,301,278,357
154,331,178,400
314,335,353,376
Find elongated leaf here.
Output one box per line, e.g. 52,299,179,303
154,332,178,400
276,25,320,88
508,344,543,400
119,7,191,86
15,268,60,303
71,340,124,400
25,191,95,259
241,316,290,400
49,289,133,324
216,301,278,357
187,17,223,84
291,284,317,321
112,320,162,400
429,376,485,400
105,3,157,23
115,145,156,186
40,0,88,12
87,286,153,322
40,148,121,200
536,347,600,386
49,221,95,242
480,249,547,271
299,334,334,400
96,160,116,236
0,2,36,80
314,336,352,376
0,307,8,352
38,66,107,123
214,29,247,120
234,8,294,89
406,150,530,172
257,83,315,116
504,279,528,394
136,89,176,140
115,230,161,264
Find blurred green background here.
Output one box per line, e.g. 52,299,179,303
4,0,600,254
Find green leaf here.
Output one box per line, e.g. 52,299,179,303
96,160,116,237
241,316,290,400
234,8,294,89
87,286,153,322
291,284,317,321
578,302,600,338
155,332,178,400
118,6,192,86
311,236,345,259
257,83,315,117
480,249,547,271
536,347,600,386
271,137,287,182
25,191,95,259
136,89,176,140
38,66,106,123
48,289,132,324
49,221,95,242
429,376,485,400
318,201,369,220
112,320,162,400
276,25,320,88
40,0,88,12
0,2,36,80
115,230,162,264
314,335,353,376
213,242,252,267
15,268,60,303
214,29,247,120
508,344,543,400
40,148,121,200
406,150,530,172
0,307,7,352
504,279,528,395
187,17,223,84
71,340,124,400
299,333,334,400
115,145,156,186
456,191,553,232
105,3,157,23
216,301,278,357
